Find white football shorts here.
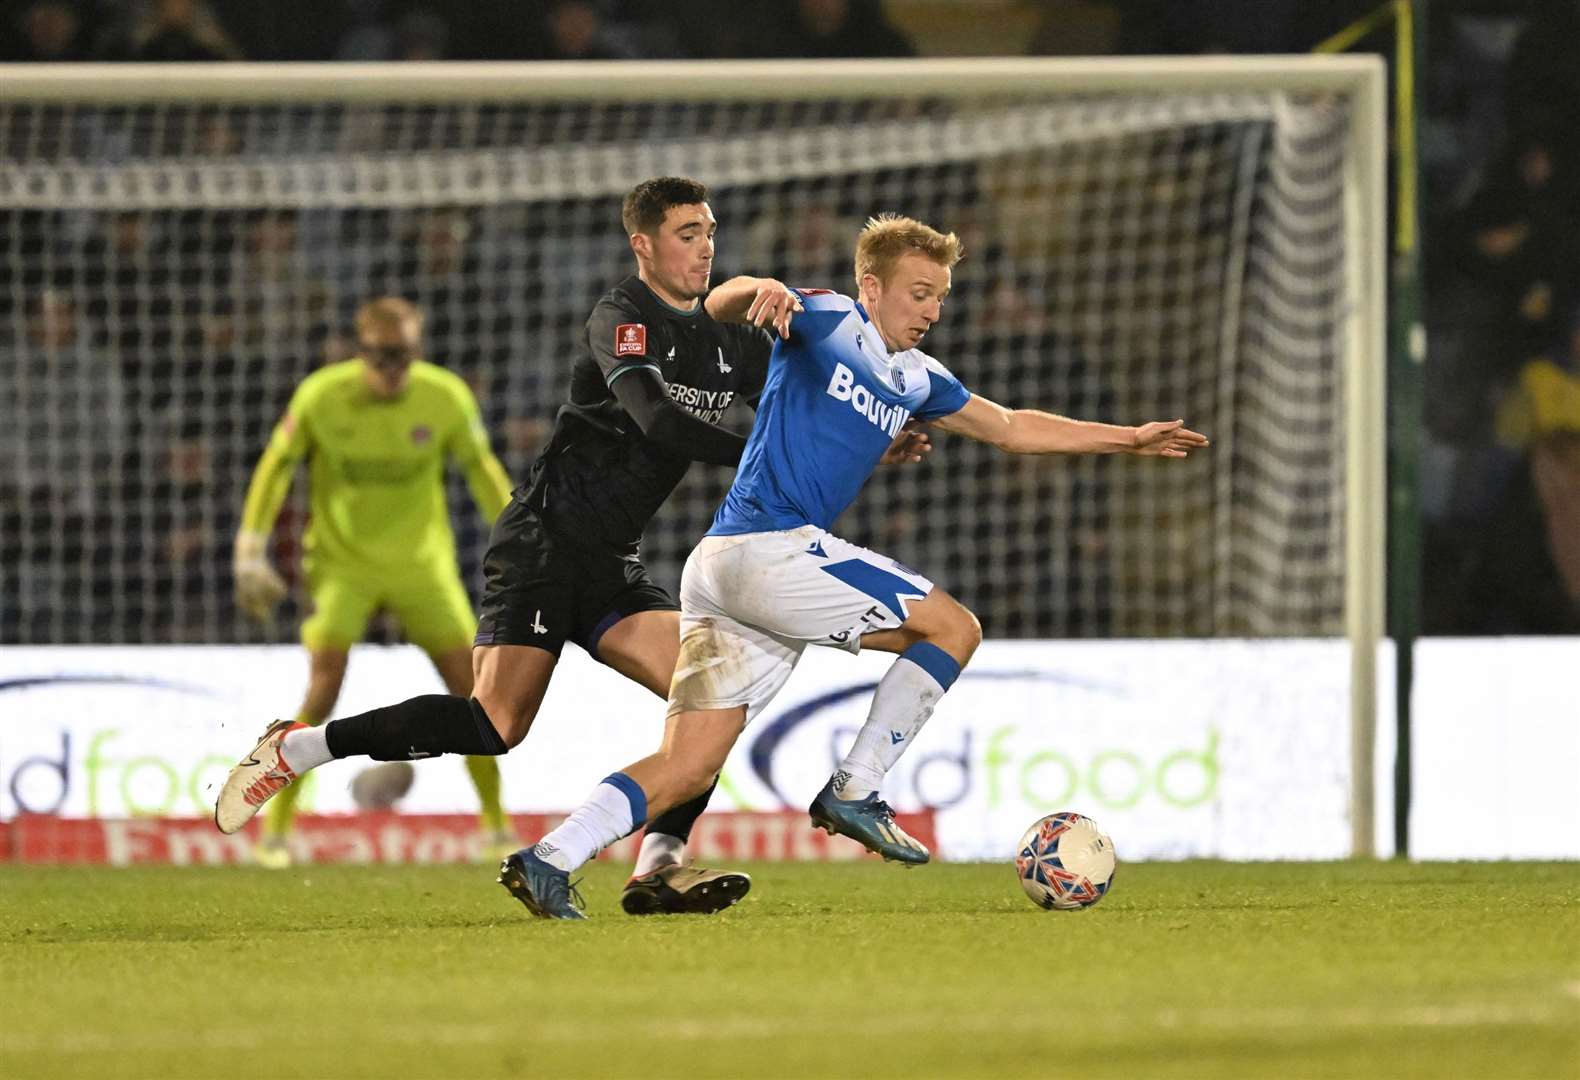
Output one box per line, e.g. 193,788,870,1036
667,525,934,721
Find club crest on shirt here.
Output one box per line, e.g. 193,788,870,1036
410,425,431,445
615,323,647,357
891,364,905,392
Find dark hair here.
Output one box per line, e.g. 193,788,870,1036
621,176,709,236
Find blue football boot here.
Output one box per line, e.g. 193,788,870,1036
808,780,930,865
497,848,587,919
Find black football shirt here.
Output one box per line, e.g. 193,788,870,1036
520,275,772,550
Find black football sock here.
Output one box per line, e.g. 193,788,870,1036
644,775,718,844
324,696,507,761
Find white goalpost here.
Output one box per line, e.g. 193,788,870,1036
0,57,1387,855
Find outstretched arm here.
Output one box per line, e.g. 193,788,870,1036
704,276,802,338
931,394,1208,457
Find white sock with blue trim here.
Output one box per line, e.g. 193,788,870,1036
531,772,647,872
833,642,961,800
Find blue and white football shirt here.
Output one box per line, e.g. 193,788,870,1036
709,289,970,536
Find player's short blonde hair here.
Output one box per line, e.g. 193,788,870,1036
853,214,962,290
355,296,424,338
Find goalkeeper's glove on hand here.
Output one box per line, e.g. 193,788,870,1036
233,530,287,620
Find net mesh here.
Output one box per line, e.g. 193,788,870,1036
0,88,1350,644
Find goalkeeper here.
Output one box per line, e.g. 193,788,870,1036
233,296,515,867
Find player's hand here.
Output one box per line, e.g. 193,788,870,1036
1131,419,1209,458
233,530,287,621
880,424,932,466
744,280,803,339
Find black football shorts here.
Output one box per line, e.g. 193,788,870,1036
473,498,677,658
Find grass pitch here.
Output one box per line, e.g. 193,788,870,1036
1,860,1576,1079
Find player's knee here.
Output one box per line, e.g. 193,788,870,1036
656,743,726,804
927,598,981,664
672,759,719,804
472,686,532,749
495,708,534,751
956,605,983,657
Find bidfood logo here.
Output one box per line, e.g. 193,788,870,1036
4,729,282,818
978,724,1216,810
0,673,263,818
748,671,1218,813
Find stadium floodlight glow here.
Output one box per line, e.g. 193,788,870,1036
0,56,1385,856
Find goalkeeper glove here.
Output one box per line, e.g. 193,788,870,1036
233,530,287,620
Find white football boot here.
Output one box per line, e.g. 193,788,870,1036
215,719,304,834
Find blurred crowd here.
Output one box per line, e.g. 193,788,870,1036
3,0,1578,640
2,0,921,63
1421,2,1580,632
0,0,1407,64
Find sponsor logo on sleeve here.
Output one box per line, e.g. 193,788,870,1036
614,323,648,357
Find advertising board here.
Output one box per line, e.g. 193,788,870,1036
3,640,1575,859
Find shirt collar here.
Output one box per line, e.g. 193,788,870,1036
640,279,703,318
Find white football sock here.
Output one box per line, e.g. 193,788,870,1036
279,725,333,774
531,772,648,873
632,832,685,878
834,642,961,800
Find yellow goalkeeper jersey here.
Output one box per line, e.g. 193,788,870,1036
240,359,511,572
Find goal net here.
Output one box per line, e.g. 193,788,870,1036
0,61,1377,648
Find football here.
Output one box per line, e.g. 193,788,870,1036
1015,812,1117,910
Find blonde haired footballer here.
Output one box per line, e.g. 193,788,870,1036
501,214,1209,917
233,297,515,866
